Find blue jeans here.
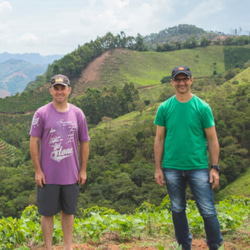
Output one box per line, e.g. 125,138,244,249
163,168,223,250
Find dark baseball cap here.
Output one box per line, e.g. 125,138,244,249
50,74,70,87
172,66,192,79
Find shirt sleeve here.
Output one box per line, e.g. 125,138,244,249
29,110,43,138
78,110,90,142
154,104,166,127
202,105,215,128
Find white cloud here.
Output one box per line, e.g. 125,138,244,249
102,0,129,9
181,0,224,28
0,1,12,13
0,1,12,21
20,33,38,45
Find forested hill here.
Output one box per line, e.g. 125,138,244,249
0,24,250,218
144,24,219,48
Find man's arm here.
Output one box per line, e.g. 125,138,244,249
205,126,220,189
30,135,46,187
78,141,89,185
154,125,166,186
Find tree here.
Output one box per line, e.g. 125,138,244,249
161,76,171,84
183,36,198,49
200,37,211,47
135,100,146,115
102,32,116,49
224,68,241,81
132,33,148,51
116,31,127,48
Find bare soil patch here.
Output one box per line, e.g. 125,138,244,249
30,238,248,249
70,50,111,98
70,48,131,98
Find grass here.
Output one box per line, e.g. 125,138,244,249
91,46,226,91
216,167,250,200
229,66,250,84
112,47,225,86
91,101,158,134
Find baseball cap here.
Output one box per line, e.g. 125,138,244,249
50,74,70,87
172,66,192,79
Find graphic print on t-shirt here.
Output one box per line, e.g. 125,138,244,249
49,119,76,163
32,117,40,127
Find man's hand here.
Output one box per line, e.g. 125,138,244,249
35,170,46,187
209,169,219,189
78,170,87,185
155,168,165,186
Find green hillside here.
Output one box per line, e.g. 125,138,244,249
0,138,23,168
0,138,20,161
99,46,225,87
216,167,250,200
1,44,250,115
1,44,249,116
228,66,250,83
0,46,226,114
74,46,226,93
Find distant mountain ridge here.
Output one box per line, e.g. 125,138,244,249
0,53,64,98
0,59,48,97
0,52,63,64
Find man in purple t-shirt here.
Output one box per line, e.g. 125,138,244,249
30,74,90,250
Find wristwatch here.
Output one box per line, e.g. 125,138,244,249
211,165,220,172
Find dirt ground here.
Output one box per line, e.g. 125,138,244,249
30,238,248,250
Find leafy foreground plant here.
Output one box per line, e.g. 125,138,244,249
1,196,249,249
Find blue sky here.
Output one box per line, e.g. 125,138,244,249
0,0,249,55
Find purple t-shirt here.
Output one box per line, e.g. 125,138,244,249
30,102,90,185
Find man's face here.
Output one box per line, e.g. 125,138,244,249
171,73,193,94
49,84,71,103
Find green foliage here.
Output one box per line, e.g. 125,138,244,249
80,206,120,219
71,83,139,124
160,76,171,83
223,46,250,70
200,37,212,47
224,68,241,81
0,164,35,218
0,85,51,113
0,217,25,249
0,138,23,164
216,168,250,200
223,36,250,46
217,196,250,231
182,36,198,49
176,245,182,250
46,31,148,80
0,196,249,249
144,24,214,48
